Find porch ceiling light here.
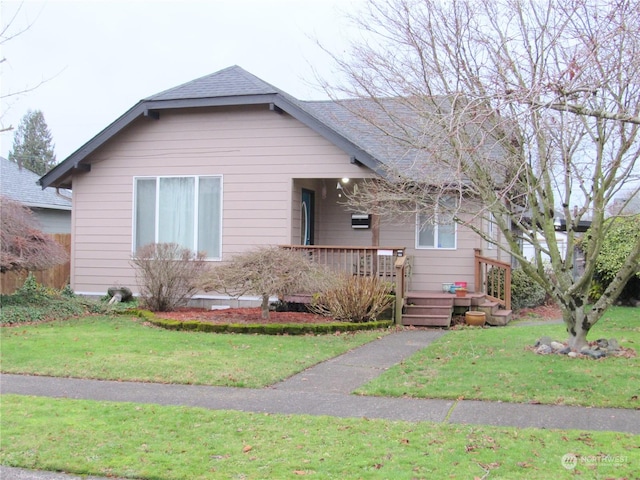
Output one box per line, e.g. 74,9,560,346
341,177,350,183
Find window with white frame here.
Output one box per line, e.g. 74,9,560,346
134,176,222,259
487,213,496,249
416,196,457,249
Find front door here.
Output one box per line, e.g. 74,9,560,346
301,189,315,245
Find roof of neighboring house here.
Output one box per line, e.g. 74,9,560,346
1,156,71,210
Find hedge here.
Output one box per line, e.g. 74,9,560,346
126,309,393,335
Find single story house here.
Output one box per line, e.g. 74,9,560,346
2,156,72,234
39,66,512,325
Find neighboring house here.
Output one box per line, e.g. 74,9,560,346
521,216,591,278
1,156,71,233
39,66,510,323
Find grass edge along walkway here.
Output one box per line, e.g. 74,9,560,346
1,394,638,480
0,316,388,388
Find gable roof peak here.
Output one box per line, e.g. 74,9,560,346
146,65,281,102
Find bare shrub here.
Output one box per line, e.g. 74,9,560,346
310,274,394,323
131,243,208,312
198,246,327,319
0,195,68,273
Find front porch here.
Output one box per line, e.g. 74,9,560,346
281,245,511,327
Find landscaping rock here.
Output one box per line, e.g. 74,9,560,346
535,336,553,347
535,344,553,355
532,336,627,359
607,338,620,352
583,349,607,359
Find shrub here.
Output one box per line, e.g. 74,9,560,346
0,195,68,273
271,300,310,312
510,268,547,311
0,275,130,324
588,214,640,302
198,246,328,320
309,274,394,323
146,314,393,335
131,243,208,312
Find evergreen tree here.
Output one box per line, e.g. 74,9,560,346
8,110,57,175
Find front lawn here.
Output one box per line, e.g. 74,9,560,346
0,316,386,388
2,395,637,480
357,306,640,408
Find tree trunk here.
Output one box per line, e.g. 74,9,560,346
564,305,591,351
261,294,271,320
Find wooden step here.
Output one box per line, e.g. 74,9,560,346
453,297,472,307
401,314,452,327
479,301,500,315
486,309,513,326
406,294,454,307
470,294,487,306
404,305,452,316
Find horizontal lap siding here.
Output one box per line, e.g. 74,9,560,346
317,186,376,246
379,212,485,292
71,105,369,295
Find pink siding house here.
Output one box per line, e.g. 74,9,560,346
40,66,512,325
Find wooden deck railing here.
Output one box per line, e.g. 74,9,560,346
280,245,410,323
474,249,511,310
394,255,411,324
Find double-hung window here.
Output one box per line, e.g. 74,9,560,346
416,196,457,249
134,176,222,259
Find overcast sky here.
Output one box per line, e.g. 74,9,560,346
1,0,361,161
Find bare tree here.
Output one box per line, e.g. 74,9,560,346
131,243,208,312
322,0,640,349
198,246,326,319
1,2,52,133
0,195,68,273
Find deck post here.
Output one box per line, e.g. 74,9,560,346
394,255,407,325
474,248,482,295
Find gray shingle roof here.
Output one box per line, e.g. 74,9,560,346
40,65,505,189
40,66,385,189
1,156,71,209
147,65,280,101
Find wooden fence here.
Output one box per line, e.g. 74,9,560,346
0,233,71,294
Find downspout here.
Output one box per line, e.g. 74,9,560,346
56,188,72,202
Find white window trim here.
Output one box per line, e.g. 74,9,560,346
132,175,223,260
487,213,496,249
415,209,458,250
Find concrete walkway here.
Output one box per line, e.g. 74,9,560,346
2,329,639,479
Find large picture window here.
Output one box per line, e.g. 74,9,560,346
134,176,222,259
416,197,457,249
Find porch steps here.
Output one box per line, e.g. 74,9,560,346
402,292,455,327
478,301,513,326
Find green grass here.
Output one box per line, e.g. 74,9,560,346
2,395,638,480
357,306,640,408
0,316,386,388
